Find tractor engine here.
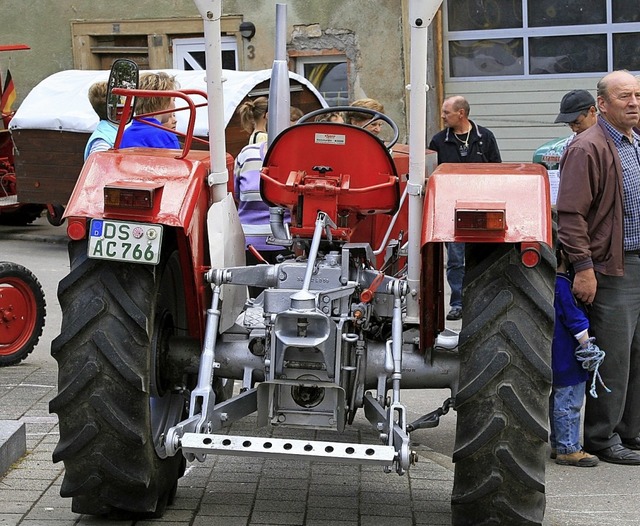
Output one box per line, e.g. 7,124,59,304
212,236,399,434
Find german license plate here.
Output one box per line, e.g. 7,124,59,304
88,219,163,265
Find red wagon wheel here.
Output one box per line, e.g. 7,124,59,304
0,262,46,366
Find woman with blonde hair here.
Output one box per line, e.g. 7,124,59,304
344,98,385,136
238,96,268,144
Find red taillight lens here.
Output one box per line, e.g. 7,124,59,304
455,210,505,231
67,217,87,240
521,243,542,268
104,186,154,209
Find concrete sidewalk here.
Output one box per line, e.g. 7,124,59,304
1,359,458,526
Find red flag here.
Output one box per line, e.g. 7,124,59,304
1,70,17,114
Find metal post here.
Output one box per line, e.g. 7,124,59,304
193,0,228,201
267,3,291,144
405,0,443,322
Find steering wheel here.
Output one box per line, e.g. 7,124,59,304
298,106,399,148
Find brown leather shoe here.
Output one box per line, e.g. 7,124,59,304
555,450,598,467
589,444,640,465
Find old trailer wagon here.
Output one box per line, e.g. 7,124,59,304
9,68,326,207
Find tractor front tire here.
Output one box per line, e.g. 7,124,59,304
50,241,188,517
452,243,554,526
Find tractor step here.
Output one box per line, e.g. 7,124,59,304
180,432,396,465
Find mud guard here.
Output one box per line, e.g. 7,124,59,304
422,162,552,246
419,162,552,352
207,193,246,332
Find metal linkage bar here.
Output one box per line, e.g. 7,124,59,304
180,433,396,466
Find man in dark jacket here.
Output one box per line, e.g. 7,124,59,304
428,95,502,321
556,70,640,465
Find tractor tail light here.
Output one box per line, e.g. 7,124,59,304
455,210,505,231
67,217,87,240
521,242,542,268
104,186,154,209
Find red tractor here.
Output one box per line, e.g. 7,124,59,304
0,45,47,366
49,1,554,524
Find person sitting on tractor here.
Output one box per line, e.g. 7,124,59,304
84,81,118,161
315,111,344,123
160,99,178,131
290,105,304,126
344,98,385,136
120,72,180,149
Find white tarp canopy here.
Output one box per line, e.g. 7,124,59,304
10,69,327,135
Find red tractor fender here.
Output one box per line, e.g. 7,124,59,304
422,162,552,247
418,162,552,352
65,149,216,226
64,147,235,337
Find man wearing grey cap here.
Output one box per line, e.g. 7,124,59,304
534,90,597,204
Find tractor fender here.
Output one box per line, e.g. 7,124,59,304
64,148,234,227
422,162,552,246
64,148,237,338
207,194,247,333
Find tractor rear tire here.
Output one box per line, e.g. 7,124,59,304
50,241,188,518
451,243,554,526
0,262,46,366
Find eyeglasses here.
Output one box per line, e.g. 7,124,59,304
567,113,587,129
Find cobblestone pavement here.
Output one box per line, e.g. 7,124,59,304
2,219,640,526
1,360,456,526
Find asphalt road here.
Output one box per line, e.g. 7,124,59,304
1,215,639,526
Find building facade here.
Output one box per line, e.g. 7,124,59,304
2,0,639,161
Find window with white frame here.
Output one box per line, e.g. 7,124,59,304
444,0,640,79
295,56,349,107
173,37,238,70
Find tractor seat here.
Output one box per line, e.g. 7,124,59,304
260,122,400,241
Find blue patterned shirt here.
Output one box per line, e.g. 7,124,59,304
601,117,640,251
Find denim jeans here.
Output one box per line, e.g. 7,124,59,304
549,381,586,455
446,242,465,309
